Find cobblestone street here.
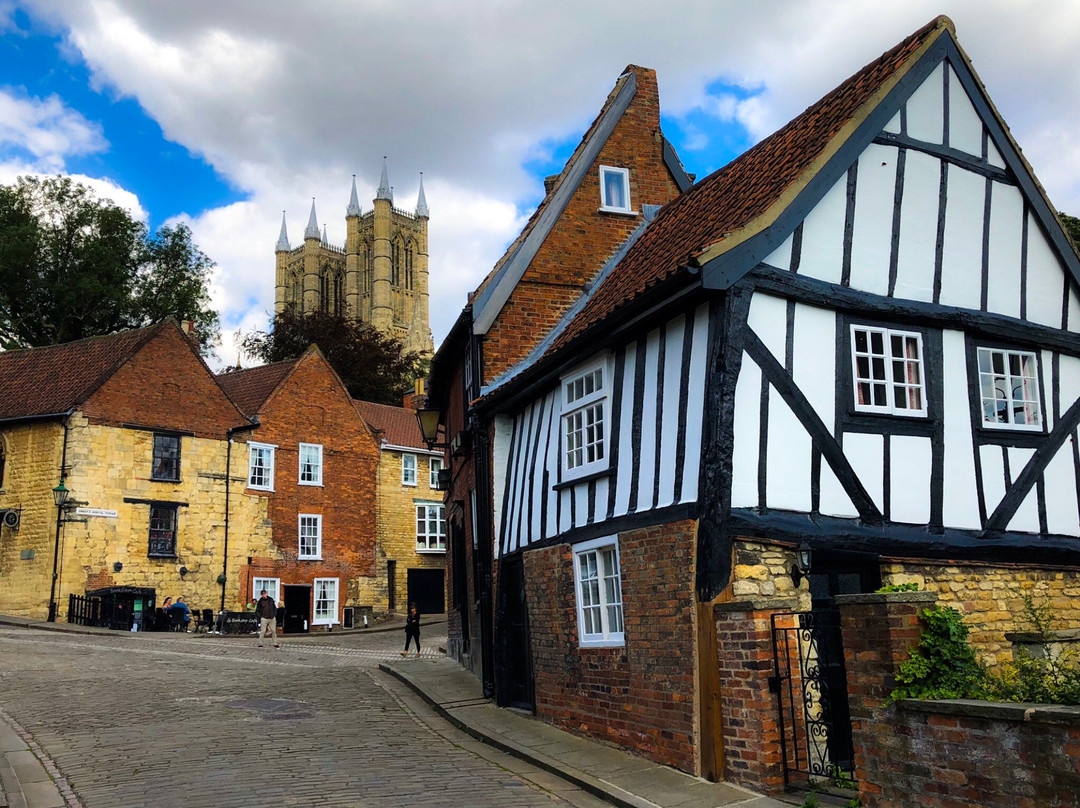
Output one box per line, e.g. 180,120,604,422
0,628,607,808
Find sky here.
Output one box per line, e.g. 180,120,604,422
2,1,1079,368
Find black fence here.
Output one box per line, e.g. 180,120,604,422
67,592,133,630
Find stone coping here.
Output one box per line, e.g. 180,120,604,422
714,597,798,615
834,592,937,606
899,698,1080,726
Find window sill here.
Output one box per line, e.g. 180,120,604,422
416,548,446,554
402,481,418,488
298,481,324,487
298,556,322,562
150,477,181,484
248,485,274,493
554,468,611,491
578,638,625,649
597,207,638,217
148,554,178,560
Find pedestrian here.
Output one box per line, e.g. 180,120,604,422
402,602,420,658
244,597,257,612
255,589,279,648
173,596,192,632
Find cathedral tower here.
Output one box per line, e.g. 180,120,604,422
275,161,434,357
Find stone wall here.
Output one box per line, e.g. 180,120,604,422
881,560,1080,665
523,519,699,774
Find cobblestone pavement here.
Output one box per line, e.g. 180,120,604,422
0,628,608,808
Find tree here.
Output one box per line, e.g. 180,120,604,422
237,308,424,405
0,176,220,353
1059,211,1080,249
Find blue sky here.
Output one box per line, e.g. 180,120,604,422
3,1,1078,366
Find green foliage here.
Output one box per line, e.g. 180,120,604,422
983,595,1080,706
844,800,862,808
238,307,423,405
0,176,219,354
876,582,919,593
1059,211,1080,249
890,606,987,701
891,597,1080,705
827,764,857,790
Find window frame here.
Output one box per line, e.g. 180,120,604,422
429,456,443,489
248,442,276,491
313,577,339,626
252,577,280,603
401,453,418,486
147,503,178,558
415,501,446,553
976,346,1043,432
298,513,322,560
298,442,324,486
560,357,611,482
151,433,181,482
598,165,632,214
849,324,928,418
573,535,625,648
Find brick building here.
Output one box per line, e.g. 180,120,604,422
353,399,446,615
430,16,1080,799
428,64,691,697
0,320,265,623
216,346,380,631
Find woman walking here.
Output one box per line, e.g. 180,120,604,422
402,602,421,658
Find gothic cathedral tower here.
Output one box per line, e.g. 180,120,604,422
273,161,434,357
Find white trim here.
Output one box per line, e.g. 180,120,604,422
298,513,322,560
429,456,443,489
252,577,280,603
415,501,446,552
298,442,323,486
247,442,276,491
401,453,418,486
560,356,612,482
849,325,928,417
381,443,443,458
598,165,632,214
312,577,339,626
573,535,624,648
976,347,1043,431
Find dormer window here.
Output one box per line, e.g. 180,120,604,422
599,166,632,214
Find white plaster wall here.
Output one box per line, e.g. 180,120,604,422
905,62,945,144
730,352,761,509
986,182,1024,319
848,143,897,296
890,435,932,524
893,149,940,302
939,165,985,310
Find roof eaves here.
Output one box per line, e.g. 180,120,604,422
471,70,640,335
696,20,952,287
663,136,693,193
481,206,660,397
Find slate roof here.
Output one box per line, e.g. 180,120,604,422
353,399,429,450
0,323,162,422
215,360,297,418
546,16,950,356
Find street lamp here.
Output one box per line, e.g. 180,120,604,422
48,478,71,622
415,407,445,449
789,542,813,588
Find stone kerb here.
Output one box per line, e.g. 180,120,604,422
714,595,798,793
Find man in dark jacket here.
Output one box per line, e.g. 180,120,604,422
256,589,279,648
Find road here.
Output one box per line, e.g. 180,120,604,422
0,626,608,808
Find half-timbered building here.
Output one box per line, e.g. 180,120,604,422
467,16,1080,788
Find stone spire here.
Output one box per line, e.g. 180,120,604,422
322,224,328,243
304,198,320,240
275,210,291,252
346,175,362,217
376,157,392,201
415,173,429,219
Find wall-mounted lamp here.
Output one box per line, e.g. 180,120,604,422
47,478,72,622
789,542,812,588
415,407,446,450
113,561,123,573
179,566,189,579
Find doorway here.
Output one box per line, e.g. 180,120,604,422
282,585,310,633
407,568,445,615
496,556,534,711
388,560,397,612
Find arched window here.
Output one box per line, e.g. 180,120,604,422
405,243,414,290
319,268,331,313
392,240,402,287
333,271,345,316
365,244,373,295
290,271,302,309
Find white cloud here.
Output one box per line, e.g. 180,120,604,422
14,0,1080,356
0,88,105,170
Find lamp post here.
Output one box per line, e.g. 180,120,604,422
48,478,71,622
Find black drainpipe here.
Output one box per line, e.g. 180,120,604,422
47,411,74,622
221,423,254,612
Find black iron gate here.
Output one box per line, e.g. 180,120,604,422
770,609,855,789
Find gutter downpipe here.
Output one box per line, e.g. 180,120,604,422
47,411,74,622
222,423,255,613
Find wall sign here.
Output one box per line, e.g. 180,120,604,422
75,507,119,518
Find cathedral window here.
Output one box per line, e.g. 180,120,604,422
319,267,331,313
333,272,344,316
364,245,373,296
392,241,402,287
405,245,414,290
290,271,302,309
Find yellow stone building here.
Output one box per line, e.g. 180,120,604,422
274,162,434,357
353,400,446,615
0,321,266,622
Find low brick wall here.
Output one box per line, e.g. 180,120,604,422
837,592,1080,807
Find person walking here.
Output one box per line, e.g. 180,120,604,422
255,589,279,648
402,602,420,658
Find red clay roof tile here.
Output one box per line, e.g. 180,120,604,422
215,360,297,418
353,399,428,450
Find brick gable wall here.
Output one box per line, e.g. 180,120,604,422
82,325,245,438
522,519,699,774
483,68,682,382
243,352,379,623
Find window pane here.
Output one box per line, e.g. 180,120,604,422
603,170,626,209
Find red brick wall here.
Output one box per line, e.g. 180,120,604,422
83,323,246,437
837,593,1080,807
523,519,698,773
483,67,682,381
245,351,379,622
